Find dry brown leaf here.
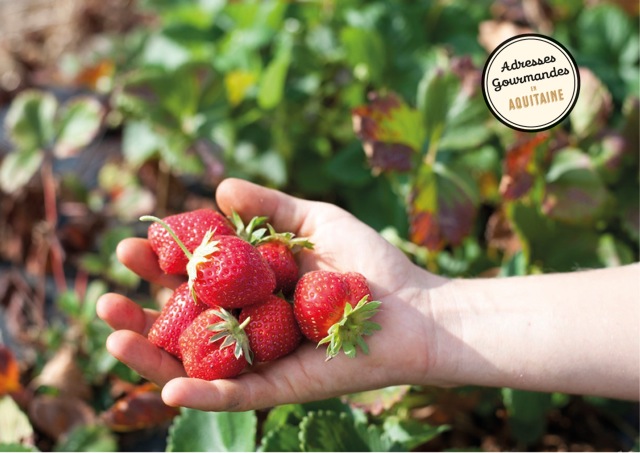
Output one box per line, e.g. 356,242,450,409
30,346,91,401
28,394,95,440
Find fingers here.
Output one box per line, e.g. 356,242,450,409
117,238,185,290
96,293,158,335
161,344,388,412
215,178,315,236
106,330,187,386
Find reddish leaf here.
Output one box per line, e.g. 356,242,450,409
410,211,444,251
102,383,179,432
410,165,478,250
0,346,21,396
500,132,549,200
352,92,424,173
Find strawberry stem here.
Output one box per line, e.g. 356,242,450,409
140,215,193,259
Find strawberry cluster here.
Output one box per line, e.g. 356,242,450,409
140,208,381,381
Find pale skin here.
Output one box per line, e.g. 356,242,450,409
96,178,640,411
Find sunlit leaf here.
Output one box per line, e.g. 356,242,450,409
542,147,609,224
352,92,424,172
102,383,179,432
0,396,34,446
225,70,258,106
258,41,292,110
343,386,410,416
54,97,104,158
499,132,549,201
0,148,44,194
167,408,257,452
382,416,449,451
5,90,57,151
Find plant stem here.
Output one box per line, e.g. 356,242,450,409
41,158,67,293
139,215,193,259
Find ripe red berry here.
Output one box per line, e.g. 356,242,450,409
293,270,381,359
147,282,207,359
257,241,299,295
179,308,251,380
147,209,235,275
239,295,302,362
188,233,276,309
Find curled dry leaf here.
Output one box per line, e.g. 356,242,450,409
102,383,179,432
30,345,91,401
28,394,96,440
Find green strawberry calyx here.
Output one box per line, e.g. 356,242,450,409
186,229,220,298
317,296,382,361
139,215,222,302
207,307,254,365
231,211,314,251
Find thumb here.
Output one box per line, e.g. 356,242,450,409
215,178,314,235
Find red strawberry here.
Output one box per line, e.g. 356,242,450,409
179,308,252,380
188,233,276,309
231,214,313,296
256,242,299,295
147,282,207,359
141,215,276,309
146,209,235,275
293,270,381,360
239,295,302,362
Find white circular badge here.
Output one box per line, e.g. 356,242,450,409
482,34,580,132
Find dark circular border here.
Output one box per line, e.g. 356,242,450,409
481,33,581,133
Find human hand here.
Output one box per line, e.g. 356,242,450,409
97,178,447,411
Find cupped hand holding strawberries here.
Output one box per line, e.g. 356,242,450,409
97,178,450,411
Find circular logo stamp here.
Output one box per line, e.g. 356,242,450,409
482,34,580,132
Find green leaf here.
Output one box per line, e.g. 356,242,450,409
417,67,460,146
0,148,44,193
258,424,300,452
53,424,117,452
597,234,635,267
122,121,162,168
340,27,386,83
507,201,603,272
54,97,104,158
0,396,34,446
0,444,38,452
542,148,609,225
502,388,551,446
258,43,292,110
167,409,257,452
299,411,371,452
5,89,57,151
381,416,449,451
